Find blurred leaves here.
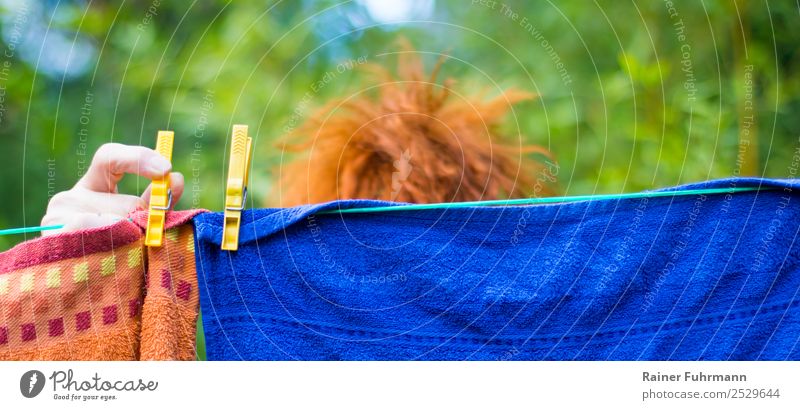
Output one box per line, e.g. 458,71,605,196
0,0,798,250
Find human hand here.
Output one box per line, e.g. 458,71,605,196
40,143,184,235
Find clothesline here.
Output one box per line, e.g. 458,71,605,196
319,186,765,214
0,186,767,236
0,224,65,236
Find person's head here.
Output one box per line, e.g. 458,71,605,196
272,40,557,207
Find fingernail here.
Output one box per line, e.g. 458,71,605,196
148,156,171,174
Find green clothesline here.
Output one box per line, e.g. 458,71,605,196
0,186,767,236
320,186,766,214
0,224,65,236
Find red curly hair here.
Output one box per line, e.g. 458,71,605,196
272,42,557,207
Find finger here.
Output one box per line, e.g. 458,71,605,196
141,172,185,209
85,190,147,216
169,172,185,209
41,213,124,236
141,184,152,204
51,189,146,217
77,143,172,192
63,213,125,231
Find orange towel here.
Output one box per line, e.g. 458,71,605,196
0,210,202,360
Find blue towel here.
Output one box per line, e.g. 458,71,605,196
192,178,800,360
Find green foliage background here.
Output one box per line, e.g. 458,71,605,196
0,0,797,251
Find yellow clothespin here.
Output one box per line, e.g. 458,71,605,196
144,130,174,247
221,124,252,251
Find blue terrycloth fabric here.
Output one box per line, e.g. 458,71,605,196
192,178,800,360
